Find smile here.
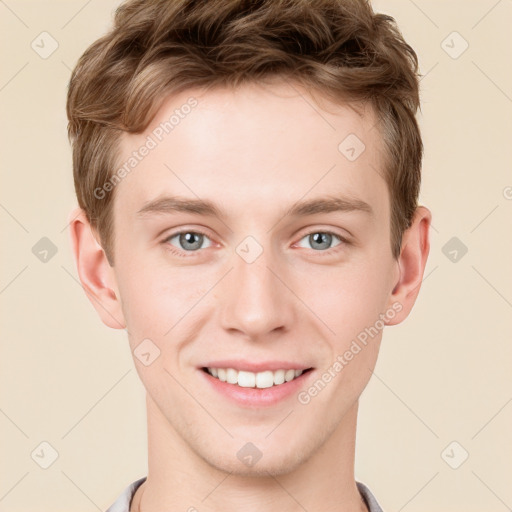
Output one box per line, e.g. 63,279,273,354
203,367,313,388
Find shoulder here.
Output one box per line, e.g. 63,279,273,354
356,481,384,512
105,476,147,512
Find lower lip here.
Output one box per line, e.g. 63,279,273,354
198,368,315,408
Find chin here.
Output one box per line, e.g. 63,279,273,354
200,444,308,478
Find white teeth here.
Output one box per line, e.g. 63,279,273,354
226,368,238,384
273,369,285,385
238,371,256,388
206,367,306,388
256,370,274,388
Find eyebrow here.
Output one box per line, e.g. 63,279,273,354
136,194,374,220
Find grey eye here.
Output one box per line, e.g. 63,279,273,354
167,231,212,251
297,232,342,251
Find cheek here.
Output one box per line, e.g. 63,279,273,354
298,257,390,338
117,259,212,336
303,264,387,404
117,266,203,387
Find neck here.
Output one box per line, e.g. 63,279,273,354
131,394,368,512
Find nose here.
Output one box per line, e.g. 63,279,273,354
218,243,295,340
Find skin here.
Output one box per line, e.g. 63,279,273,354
69,80,431,512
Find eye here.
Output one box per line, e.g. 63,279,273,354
163,230,213,253
296,231,346,251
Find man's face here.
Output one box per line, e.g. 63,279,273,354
110,81,399,475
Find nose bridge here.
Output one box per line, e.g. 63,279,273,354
219,236,292,338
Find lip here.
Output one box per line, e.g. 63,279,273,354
200,359,313,373
198,367,315,408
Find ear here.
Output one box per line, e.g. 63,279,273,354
385,205,432,326
68,207,126,329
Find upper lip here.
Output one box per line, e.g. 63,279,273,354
200,359,314,373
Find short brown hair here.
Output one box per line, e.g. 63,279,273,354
67,0,423,265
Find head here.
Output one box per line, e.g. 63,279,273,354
67,0,431,476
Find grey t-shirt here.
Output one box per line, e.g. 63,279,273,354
105,477,384,512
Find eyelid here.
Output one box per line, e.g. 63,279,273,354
295,226,352,244
161,225,215,242
163,228,214,243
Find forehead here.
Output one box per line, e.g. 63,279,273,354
114,81,388,223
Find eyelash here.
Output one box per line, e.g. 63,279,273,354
162,228,350,258
162,228,212,258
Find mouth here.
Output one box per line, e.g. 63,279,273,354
201,366,314,388
199,366,315,408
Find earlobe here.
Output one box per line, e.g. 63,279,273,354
68,207,126,330
386,206,432,326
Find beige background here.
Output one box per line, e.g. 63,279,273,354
1,1,511,511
